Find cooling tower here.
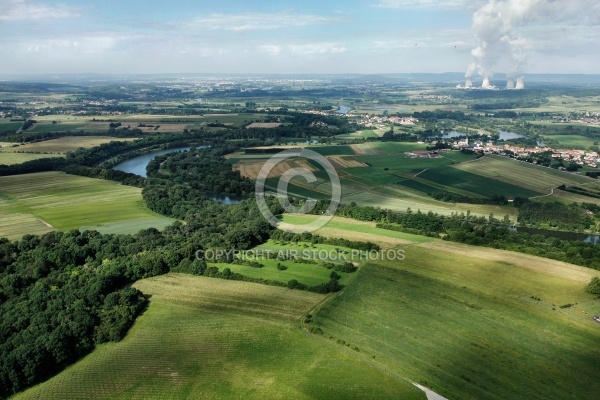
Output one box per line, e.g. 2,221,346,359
506,77,515,89
515,77,524,90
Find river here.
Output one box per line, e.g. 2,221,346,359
112,146,242,205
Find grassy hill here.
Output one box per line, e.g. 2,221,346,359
15,274,425,399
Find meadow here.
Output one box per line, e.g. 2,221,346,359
292,215,600,400
207,239,360,287
16,274,425,400
0,172,173,239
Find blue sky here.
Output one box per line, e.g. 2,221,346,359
0,0,598,75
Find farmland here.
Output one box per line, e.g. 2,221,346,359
0,171,173,239
285,216,600,400
4,75,600,399
232,143,520,220
15,274,425,400
17,216,600,400
541,134,599,149
453,155,592,193
0,151,63,165
8,136,137,153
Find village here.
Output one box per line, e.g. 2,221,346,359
438,137,600,168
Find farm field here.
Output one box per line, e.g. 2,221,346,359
0,172,173,239
6,136,137,154
0,121,23,131
233,143,519,220
286,216,600,400
541,134,598,148
0,152,63,165
397,167,541,198
16,274,425,400
453,155,592,194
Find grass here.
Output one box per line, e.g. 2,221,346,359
80,218,176,235
402,167,541,198
16,273,424,400
0,121,23,131
294,218,600,400
353,142,426,156
453,155,591,194
541,134,598,149
281,214,434,245
11,136,137,154
0,172,173,239
0,152,63,165
206,239,359,287
307,145,356,156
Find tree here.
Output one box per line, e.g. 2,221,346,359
587,277,600,295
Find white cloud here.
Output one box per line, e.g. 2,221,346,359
259,45,282,56
374,0,475,10
188,11,335,32
23,34,147,54
0,0,80,21
290,43,347,55
259,42,347,56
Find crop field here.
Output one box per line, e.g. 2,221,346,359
453,155,592,194
0,121,23,131
398,167,541,198
283,217,600,400
16,274,424,399
348,156,455,185
0,152,63,165
541,134,598,148
0,212,55,239
8,136,137,154
307,145,356,156
0,172,173,238
352,142,426,156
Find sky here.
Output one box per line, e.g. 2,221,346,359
0,0,598,76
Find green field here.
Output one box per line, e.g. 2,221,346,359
313,244,600,400
16,215,600,399
0,172,174,239
541,134,598,149
207,239,359,287
307,145,356,156
454,155,592,194
398,167,541,198
354,142,427,155
0,152,63,165
16,274,424,399
281,214,434,245
12,136,137,153
288,216,600,399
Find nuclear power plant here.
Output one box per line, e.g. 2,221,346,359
457,75,524,90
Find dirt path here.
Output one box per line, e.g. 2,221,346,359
412,383,450,400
